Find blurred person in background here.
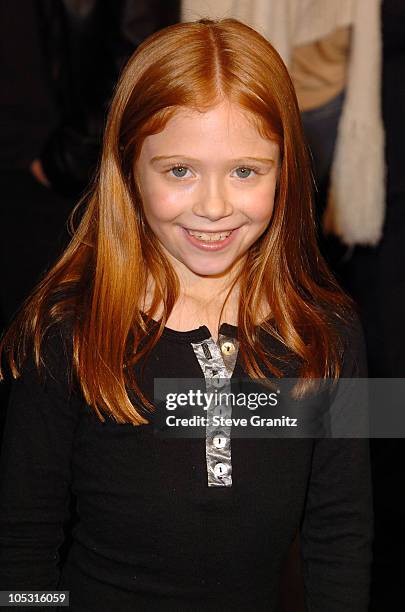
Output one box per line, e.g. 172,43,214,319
0,0,180,332
0,0,180,419
288,1,405,605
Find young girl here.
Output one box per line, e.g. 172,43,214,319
0,17,372,612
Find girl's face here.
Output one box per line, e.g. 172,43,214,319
135,101,280,283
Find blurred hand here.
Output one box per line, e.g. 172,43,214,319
30,159,51,188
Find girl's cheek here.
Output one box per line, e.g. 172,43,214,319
143,187,188,220
242,194,276,222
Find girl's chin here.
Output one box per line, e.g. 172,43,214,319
179,257,241,278
160,244,247,278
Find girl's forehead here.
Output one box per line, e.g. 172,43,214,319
163,101,258,131
140,101,279,155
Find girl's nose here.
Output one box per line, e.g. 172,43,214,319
191,180,233,221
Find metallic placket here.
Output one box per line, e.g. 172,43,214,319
190,333,240,487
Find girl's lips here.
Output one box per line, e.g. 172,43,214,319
181,226,239,251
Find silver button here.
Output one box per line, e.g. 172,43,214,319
213,462,229,478
221,341,235,355
213,404,231,417
212,435,227,449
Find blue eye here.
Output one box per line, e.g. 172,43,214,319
170,166,189,178
235,167,256,179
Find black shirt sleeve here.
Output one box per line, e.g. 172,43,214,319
0,327,80,590
299,315,373,611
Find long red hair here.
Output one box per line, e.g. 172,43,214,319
0,18,353,424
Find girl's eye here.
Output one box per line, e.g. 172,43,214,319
169,165,191,178
234,167,257,179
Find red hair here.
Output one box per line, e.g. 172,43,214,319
0,18,353,424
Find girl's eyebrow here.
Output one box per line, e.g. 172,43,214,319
150,155,275,165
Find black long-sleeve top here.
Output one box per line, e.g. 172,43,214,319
0,315,373,611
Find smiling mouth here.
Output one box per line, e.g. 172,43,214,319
184,228,234,242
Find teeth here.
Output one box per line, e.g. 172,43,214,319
187,229,232,241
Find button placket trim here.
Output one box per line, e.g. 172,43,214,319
190,336,239,488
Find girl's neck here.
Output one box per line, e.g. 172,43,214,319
141,284,271,343
142,286,239,342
